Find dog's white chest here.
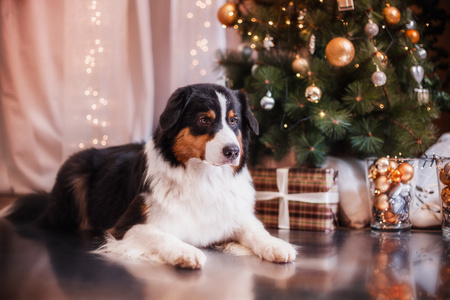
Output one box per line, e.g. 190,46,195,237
146,158,255,247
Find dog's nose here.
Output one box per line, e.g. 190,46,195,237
222,144,240,160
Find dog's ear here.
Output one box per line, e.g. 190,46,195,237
159,86,192,131
235,90,259,135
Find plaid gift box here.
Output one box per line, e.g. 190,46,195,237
250,167,339,231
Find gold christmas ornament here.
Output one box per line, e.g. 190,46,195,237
305,84,322,103
375,157,390,175
444,162,450,175
405,29,420,44
439,168,450,185
384,210,398,224
390,169,402,183
441,186,450,204
382,5,401,26
388,160,398,173
374,175,390,193
325,37,355,67
291,56,309,74
374,194,389,211
368,164,378,179
396,162,414,183
218,3,237,27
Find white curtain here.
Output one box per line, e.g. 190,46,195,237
0,0,154,194
0,0,227,194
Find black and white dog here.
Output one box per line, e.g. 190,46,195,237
2,84,297,269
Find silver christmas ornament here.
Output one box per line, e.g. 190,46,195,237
238,43,253,58
410,65,424,85
365,20,379,38
305,84,322,103
416,47,427,60
372,70,387,86
260,91,275,110
405,20,417,30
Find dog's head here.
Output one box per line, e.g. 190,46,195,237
153,84,259,172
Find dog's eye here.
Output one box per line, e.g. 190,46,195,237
229,117,238,126
199,116,211,126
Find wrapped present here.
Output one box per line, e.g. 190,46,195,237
250,167,339,231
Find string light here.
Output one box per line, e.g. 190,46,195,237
186,0,214,80
79,0,109,149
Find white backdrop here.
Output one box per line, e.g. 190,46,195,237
0,0,227,193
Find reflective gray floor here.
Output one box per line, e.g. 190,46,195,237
0,216,448,300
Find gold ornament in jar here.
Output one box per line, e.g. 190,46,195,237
374,194,389,211
390,169,402,183
374,175,390,193
375,157,390,175
396,162,414,183
442,186,450,204
439,163,450,185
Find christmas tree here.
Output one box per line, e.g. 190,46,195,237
217,0,449,166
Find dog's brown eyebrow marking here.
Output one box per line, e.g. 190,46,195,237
228,110,236,120
205,110,216,121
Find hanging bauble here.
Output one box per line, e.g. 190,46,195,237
410,65,424,85
405,29,420,44
372,70,387,87
416,47,427,60
365,20,379,38
291,56,309,75
237,43,253,58
217,3,237,27
260,91,275,110
325,37,355,67
405,20,417,30
382,5,401,26
305,84,322,103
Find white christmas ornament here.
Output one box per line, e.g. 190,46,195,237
371,70,387,86
260,90,275,110
364,20,379,38
410,65,424,85
416,47,427,60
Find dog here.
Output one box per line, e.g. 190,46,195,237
2,83,297,269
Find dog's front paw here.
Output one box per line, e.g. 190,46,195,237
259,238,297,263
165,244,207,269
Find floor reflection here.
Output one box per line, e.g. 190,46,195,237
0,217,448,300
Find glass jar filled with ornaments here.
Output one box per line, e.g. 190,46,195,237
437,157,450,236
365,157,417,231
